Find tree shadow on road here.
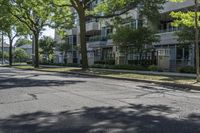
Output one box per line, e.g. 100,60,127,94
0,77,86,90
0,104,199,133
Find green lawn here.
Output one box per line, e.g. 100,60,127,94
84,70,196,85
13,65,81,72
12,65,199,86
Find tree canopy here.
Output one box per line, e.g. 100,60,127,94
0,0,72,67
39,36,55,56
113,26,159,52
15,38,32,47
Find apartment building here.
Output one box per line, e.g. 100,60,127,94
55,0,196,71
54,1,143,65
155,0,196,71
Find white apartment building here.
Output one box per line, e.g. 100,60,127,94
156,0,195,71
55,0,197,71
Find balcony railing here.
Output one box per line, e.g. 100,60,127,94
87,34,112,42
158,27,183,33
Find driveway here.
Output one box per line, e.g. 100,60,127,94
0,67,200,133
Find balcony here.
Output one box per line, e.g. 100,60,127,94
86,21,100,32
76,21,100,34
87,35,111,48
155,32,178,46
155,27,183,46
66,28,78,35
158,27,183,33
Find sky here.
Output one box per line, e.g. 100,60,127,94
41,26,55,38
4,26,55,44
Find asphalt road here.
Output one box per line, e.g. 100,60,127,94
0,67,200,133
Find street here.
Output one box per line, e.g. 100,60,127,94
0,67,200,133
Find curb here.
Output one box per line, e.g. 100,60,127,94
12,67,200,92
66,72,200,92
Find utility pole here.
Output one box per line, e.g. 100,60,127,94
1,32,4,65
195,0,200,82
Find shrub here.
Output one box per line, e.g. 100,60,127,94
148,65,163,72
27,60,32,65
40,62,80,67
91,64,104,68
178,66,195,74
94,60,115,65
91,64,149,71
66,63,80,67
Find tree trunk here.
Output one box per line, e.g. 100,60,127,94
195,0,200,82
9,38,13,66
32,35,35,65
139,52,143,65
78,11,89,69
34,32,39,68
1,33,4,65
125,47,128,65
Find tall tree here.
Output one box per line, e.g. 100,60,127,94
53,0,166,69
0,9,27,66
15,38,32,47
170,0,200,82
0,0,70,68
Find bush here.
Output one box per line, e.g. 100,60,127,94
178,66,195,74
27,60,32,65
40,62,80,67
148,65,163,72
91,64,149,71
94,60,115,65
66,63,80,67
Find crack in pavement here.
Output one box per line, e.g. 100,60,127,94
0,94,38,105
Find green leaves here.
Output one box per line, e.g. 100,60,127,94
15,38,32,47
14,48,30,60
94,0,165,21
112,26,159,51
39,36,55,55
170,11,200,27
0,0,71,33
175,27,196,45
170,0,200,28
